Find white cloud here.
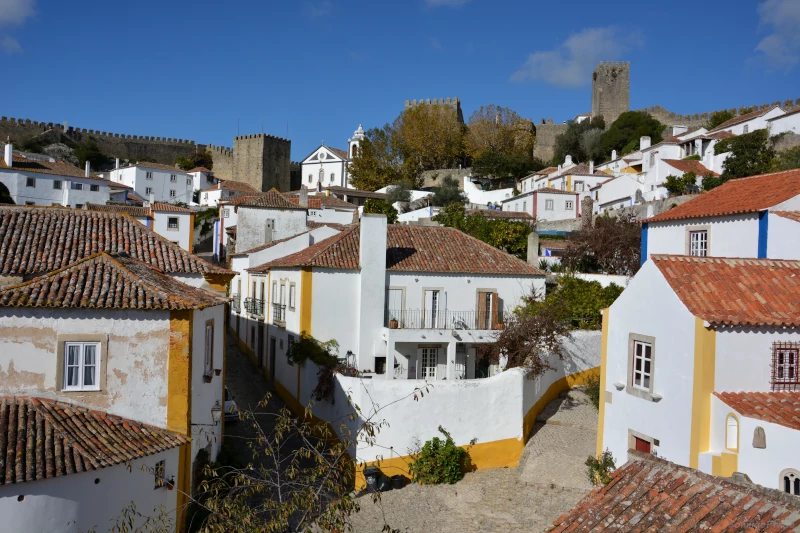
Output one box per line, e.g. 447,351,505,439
0,0,36,25
511,27,637,87
755,0,800,70
426,0,471,7
429,37,442,50
304,1,332,18
1,35,22,54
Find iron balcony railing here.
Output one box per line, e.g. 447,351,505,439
243,297,265,316
231,294,241,312
385,309,504,331
272,303,286,324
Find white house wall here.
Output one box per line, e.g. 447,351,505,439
714,327,800,393
646,214,760,259
769,112,800,136
111,167,193,204
0,171,110,207
767,213,800,259
236,207,307,253
0,449,179,533
716,107,785,135
190,306,226,461
152,211,192,251
307,207,355,224
310,269,362,364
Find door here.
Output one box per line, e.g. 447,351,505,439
258,325,265,368
424,290,445,328
419,348,438,380
634,437,651,453
386,289,403,326
269,337,276,383
455,344,467,379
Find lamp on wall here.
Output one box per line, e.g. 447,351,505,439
211,401,223,424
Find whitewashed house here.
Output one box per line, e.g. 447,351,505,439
0,144,111,207
228,190,310,254
596,254,800,495
591,174,643,214
641,169,800,262
0,251,228,531
501,187,579,221
707,105,785,136
200,180,260,207
83,202,196,251
109,161,193,204
188,166,219,194
244,216,545,379
768,108,800,136
300,126,362,190
284,190,359,225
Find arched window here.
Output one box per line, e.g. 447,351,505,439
318,168,324,182
725,414,739,451
330,173,335,183
780,469,800,495
351,145,358,158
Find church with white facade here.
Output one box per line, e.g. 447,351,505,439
299,124,364,189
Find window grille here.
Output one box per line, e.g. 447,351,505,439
772,342,799,391
690,231,708,256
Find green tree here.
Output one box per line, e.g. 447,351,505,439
73,139,110,170
561,214,641,275
772,145,800,172
176,151,214,171
599,111,664,158
704,129,776,191
363,198,399,224
386,179,414,204
0,182,13,204
551,117,605,165
527,275,624,330
348,124,408,191
706,109,736,130
433,203,533,259
466,105,537,178
430,176,466,206
395,103,466,172
664,172,698,195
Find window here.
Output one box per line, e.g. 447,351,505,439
167,217,179,230
782,469,800,496
169,190,176,197
725,414,739,451
63,342,100,391
26,177,35,188
146,172,153,180
545,199,554,210
575,181,584,192
330,173,335,183
689,230,707,256
743,125,749,134
90,184,99,192
145,187,153,195
318,168,324,182
421,348,437,380
626,333,656,399
53,180,62,190
289,283,296,309
308,174,313,183
187,178,193,185
170,174,177,182
222,208,230,218
280,283,286,307
287,335,295,357
72,182,83,190
75,204,83,209
522,201,526,212
272,281,278,303
649,153,655,166
565,200,574,210
204,321,214,377
772,342,799,391
154,460,166,489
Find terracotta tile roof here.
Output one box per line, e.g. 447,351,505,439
124,161,187,173
549,452,800,533
107,180,132,189
646,170,800,223
554,163,593,178
232,232,311,257
768,107,800,120
249,225,543,275
84,202,150,218
0,206,232,276
469,209,533,220
662,159,719,177
0,396,187,486
705,130,737,140
651,255,800,327
536,188,580,195
540,239,569,251
590,177,617,190
709,105,781,132
200,180,259,193
285,195,356,209
0,252,225,310
328,147,349,160
773,211,800,223
322,186,388,199
150,202,193,213
643,136,683,151
538,166,558,175
188,167,213,173
305,221,353,231
715,392,800,431
233,189,305,210
0,156,104,180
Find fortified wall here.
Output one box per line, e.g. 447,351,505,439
404,97,464,123
636,99,800,128
533,119,568,164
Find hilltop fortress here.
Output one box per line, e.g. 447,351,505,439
0,117,291,192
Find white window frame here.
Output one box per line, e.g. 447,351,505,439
565,200,573,210
222,208,230,218
420,347,438,380
146,171,153,180
62,342,101,392
545,199,554,210
575,181,584,192
781,468,800,496
170,174,177,182
685,225,710,256
167,217,179,230
289,283,296,310
626,333,656,400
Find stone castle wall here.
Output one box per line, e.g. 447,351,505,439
233,134,291,192
533,120,568,164
206,144,233,181
592,61,630,125
404,97,464,123
635,99,800,128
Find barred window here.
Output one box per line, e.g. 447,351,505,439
772,342,799,391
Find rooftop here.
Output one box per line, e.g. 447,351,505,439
84,202,150,218
118,161,188,173
0,396,187,486
231,189,305,210
651,255,800,327
188,166,213,173
323,186,389,199
284,194,356,209
715,392,800,431
249,224,543,276
469,209,533,220
231,232,311,257
549,452,800,532
774,210,800,223
0,206,232,277
0,252,226,310
662,159,719,177
200,180,260,193
0,155,104,180
645,169,800,223
150,201,193,213
709,105,782,132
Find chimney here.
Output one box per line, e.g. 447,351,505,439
358,214,388,372
115,158,120,169
298,187,308,207
581,197,594,227
85,161,91,177
612,150,617,161
640,136,651,150
218,181,222,190
564,155,573,166
3,142,12,167
526,231,540,266
589,161,594,174
148,192,154,205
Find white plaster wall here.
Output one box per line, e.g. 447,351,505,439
190,305,226,461
769,112,800,136
767,213,800,259
595,175,642,214
191,171,218,193
310,269,361,362
463,178,513,206
714,328,800,393
646,214,759,259
109,167,193,204
0,308,171,427
602,261,698,466
301,148,348,189
0,449,179,533
717,107,785,136
0,171,110,207
534,192,577,221
307,207,355,224
398,205,439,223
152,211,192,251
236,207,308,253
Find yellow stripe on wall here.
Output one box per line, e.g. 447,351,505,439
168,310,193,434
689,317,716,469
596,307,610,457
300,267,313,334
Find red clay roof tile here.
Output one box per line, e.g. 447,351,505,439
708,105,781,132
285,195,356,209
662,159,719,177
715,392,800,431
232,189,305,210
150,202,193,213
85,202,150,218
0,156,104,180
773,211,800,223
200,180,259,193
651,255,800,327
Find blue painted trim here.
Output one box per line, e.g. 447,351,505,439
757,211,768,258
640,223,649,266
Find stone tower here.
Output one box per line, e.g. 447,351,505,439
232,133,291,192
591,61,630,125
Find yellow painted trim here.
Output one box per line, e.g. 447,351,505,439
168,310,193,434
203,273,234,295
523,366,600,441
300,267,313,334
220,315,227,443
188,213,195,252
689,317,716,469
596,307,610,457
712,451,738,478
567,175,572,191
175,443,192,533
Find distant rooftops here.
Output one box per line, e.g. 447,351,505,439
708,104,782,132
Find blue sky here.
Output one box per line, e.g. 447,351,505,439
1,0,799,160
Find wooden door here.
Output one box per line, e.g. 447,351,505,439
634,437,651,453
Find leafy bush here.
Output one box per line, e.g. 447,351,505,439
176,151,214,171
430,176,466,206
586,449,616,486
772,145,800,172
599,111,664,159
682,154,701,161
538,259,551,272
664,172,697,195
433,203,534,259
409,426,475,485
706,109,736,130
363,198,399,224
584,373,601,410
527,276,623,330
707,129,776,191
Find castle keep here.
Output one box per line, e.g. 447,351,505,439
591,61,630,124
404,97,464,123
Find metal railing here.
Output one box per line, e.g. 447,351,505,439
384,309,504,330
231,294,241,312
272,303,286,324
243,297,265,316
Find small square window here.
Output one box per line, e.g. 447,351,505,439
565,200,574,210
772,342,799,391
545,199,554,210
72,182,83,191
167,217,179,230
26,177,35,187
222,208,230,218
53,180,62,190
689,230,707,256
170,174,177,182
145,187,153,195
169,190,176,197
146,172,153,180
90,184,99,192
63,342,101,391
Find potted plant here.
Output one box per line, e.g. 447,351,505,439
388,316,399,329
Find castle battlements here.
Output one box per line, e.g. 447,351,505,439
0,116,196,145
233,133,290,144
404,97,460,107
636,99,800,127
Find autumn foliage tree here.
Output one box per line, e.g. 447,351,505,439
395,103,466,173
466,105,537,179
561,214,641,275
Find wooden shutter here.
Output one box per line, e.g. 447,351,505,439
491,292,500,329
477,292,488,329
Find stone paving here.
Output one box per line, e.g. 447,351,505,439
349,389,599,533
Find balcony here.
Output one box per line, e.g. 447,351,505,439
243,297,265,317
384,309,503,331
272,303,286,326
231,293,241,312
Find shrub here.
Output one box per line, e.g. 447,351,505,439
363,198,399,224
682,154,701,161
584,372,601,410
408,426,475,485
664,172,697,196
586,448,616,486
